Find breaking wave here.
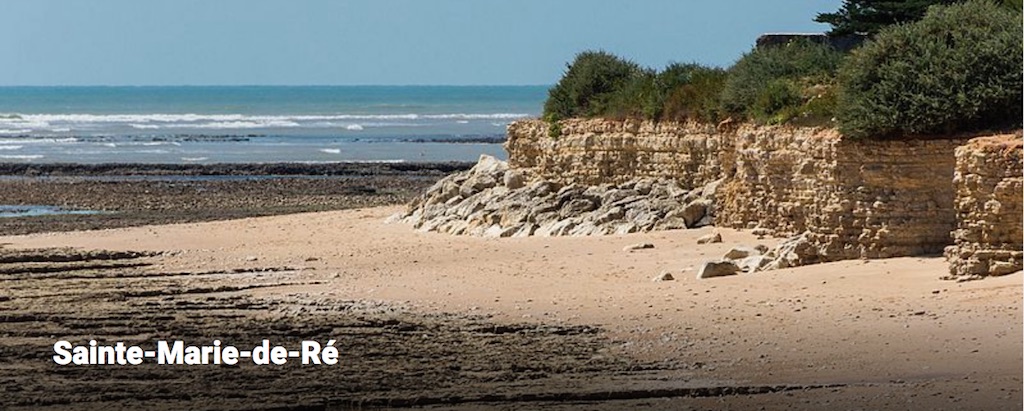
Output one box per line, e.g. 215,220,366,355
0,112,532,132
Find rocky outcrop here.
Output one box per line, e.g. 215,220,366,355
392,155,719,237
944,135,1023,280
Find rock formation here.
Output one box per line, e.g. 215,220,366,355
392,155,720,237
944,135,1023,280
394,118,1021,278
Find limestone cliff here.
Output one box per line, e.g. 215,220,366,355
944,135,1023,279
505,119,1017,274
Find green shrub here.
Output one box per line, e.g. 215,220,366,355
836,1,1023,138
751,79,802,124
659,63,728,123
603,69,662,120
542,51,642,121
721,40,843,123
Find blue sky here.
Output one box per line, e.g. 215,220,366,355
1,0,840,86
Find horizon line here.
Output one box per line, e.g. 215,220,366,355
0,84,555,88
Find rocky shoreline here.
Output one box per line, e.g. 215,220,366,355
0,162,465,235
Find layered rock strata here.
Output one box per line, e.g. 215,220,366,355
506,119,730,188
401,119,1019,276
944,135,1023,279
505,119,1003,268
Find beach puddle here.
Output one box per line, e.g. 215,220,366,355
0,204,108,218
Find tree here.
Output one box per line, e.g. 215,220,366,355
817,0,1022,37
815,0,957,37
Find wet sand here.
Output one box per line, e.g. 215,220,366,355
0,176,1020,410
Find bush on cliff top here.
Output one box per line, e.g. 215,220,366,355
659,63,728,123
720,40,844,124
836,1,1023,139
543,55,729,124
543,51,642,121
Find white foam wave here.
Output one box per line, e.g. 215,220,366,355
0,154,44,160
346,124,364,131
0,145,22,150
0,129,32,135
319,148,342,154
0,112,532,125
0,138,78,144
181,157,208,162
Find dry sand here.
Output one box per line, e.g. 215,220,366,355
1,206,1020,410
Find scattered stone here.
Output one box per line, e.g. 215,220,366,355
763,233,819,270
696,260,741,279
723,246,762,260
697,231,722,244
652,271,675,282
245,256,259,262
624,243,655,252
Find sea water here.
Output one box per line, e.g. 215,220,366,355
0,86,547,164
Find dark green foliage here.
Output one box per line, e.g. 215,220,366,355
836,1,1023,138
817,0,1021,37
659,63,728,123
543,54,729,124
750,79,802,124
721,40,843,123
815,0,957,37
603,69,662,120
542,51,641,121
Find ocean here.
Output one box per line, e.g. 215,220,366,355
0,86,548,164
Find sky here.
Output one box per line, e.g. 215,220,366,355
0,0,841,86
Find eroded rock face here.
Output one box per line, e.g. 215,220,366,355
393,155,718,237
944,135,1024,280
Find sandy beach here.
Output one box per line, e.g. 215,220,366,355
1,205,1020,410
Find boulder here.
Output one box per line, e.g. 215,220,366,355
763,233,819,270
696,231,723,244
696,260,741,279
737,255,773,273
681,199,712,227
560,198,597,217
723,246,762,260
472,154,508,175
503,169,527,189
